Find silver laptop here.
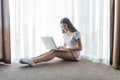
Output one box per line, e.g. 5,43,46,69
40,37,68,52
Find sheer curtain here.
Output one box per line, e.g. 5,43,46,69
78,0,110,64
9,0,110,64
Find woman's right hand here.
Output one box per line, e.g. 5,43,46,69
57,46,64,50
58,46,66,50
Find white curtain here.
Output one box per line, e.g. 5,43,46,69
78,0,110,64
9,0,110,64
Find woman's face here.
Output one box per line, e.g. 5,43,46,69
60,23,69,32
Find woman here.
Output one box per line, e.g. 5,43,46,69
20,17,82,66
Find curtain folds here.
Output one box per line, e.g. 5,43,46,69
0,0,11,63
110,0,120,69
79,0,110,64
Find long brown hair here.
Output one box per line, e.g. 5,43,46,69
60,17,77,33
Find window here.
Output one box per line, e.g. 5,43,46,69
9,0,110,64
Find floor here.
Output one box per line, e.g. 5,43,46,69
0,59,120,80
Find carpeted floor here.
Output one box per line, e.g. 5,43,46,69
0,58,120,80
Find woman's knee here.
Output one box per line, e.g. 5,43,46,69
49,49,57,55
48,49,55,53
56,52,77,61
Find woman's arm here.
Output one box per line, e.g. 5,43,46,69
68,38,82,51
58,42,66,49
63,42,67,48
65,38,82,51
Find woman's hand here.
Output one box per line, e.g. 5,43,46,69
58,46,67,50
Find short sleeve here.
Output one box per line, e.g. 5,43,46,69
74,31,81,40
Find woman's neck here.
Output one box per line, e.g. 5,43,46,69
66,30,71,33
66,31,73,36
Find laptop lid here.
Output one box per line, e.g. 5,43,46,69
40,37,57,49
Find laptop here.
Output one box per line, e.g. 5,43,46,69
40,37,68,52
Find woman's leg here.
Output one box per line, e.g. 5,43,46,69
20,50,77,66
19,50,55,66
32,50,56,63
55,51,77,61
32,50,77,63
32,50,54,60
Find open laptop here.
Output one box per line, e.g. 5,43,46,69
40,37,68,52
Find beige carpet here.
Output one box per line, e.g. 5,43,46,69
0,59,120,80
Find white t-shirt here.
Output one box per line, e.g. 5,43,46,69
63,31,81,60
